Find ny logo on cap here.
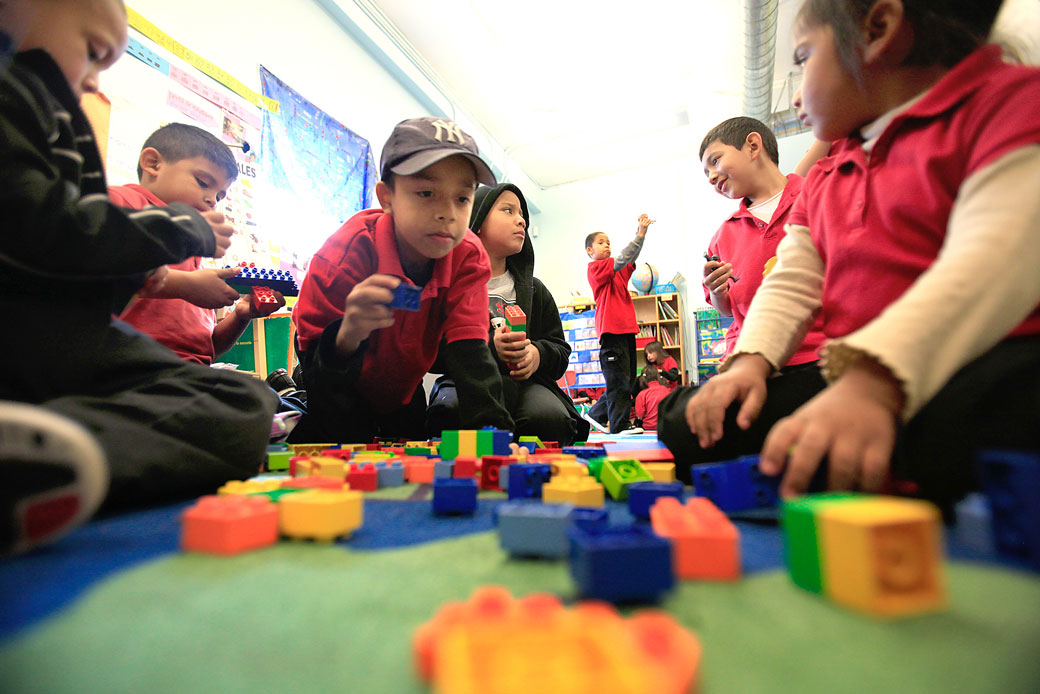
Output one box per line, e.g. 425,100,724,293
431,119,465,144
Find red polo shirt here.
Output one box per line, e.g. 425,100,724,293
109,184,217,365
634,380,669,430
790,45,1040,341
588,258,637,337
705,175,825,364
293,208,491,412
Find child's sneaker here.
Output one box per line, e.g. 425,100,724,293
615,425,645,436
0,401,108,555
582,411,609,435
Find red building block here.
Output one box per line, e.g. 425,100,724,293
503,304,527,332
650,496,740,581
248,286,283,317
453,456,477,478
181,495,278,556
480,456,510,491
347,462,379,492
409,459,437,484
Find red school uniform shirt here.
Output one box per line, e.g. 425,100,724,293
634,380,669,431
293,208,491,413
790,45,1040,342
705,174,825,365
657,354,680,390
588,258,637,337
109,184,217,365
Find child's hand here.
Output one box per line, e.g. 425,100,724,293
684,354,771,448
759,359,903,497
178,267,243,308
509,343,541,381
637,214,656,234
139,265,169,296
703,259,734,295
493,325,529,365
335,274,399,355
201,210,235,258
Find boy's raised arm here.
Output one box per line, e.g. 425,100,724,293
613,214,654,272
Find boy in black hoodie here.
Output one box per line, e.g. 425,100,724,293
426,184,590,445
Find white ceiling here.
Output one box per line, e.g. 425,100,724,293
367,0,805,188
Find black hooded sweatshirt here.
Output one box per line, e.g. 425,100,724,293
469,184,591,442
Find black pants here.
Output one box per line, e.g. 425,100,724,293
426,375,579,445
599,332,636,433
288,381,427,444
2,318,278,512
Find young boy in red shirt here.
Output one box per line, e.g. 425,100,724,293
584,214,654,435
111,123,285,365
290,117,513,443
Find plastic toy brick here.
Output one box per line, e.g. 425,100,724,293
493,502,607,558
439,431,461,460
562,445,607,460
224,265,299,296
433,460,455,479
413,586,701,694
315,448,352,461
953,493,995,557
218,479,284,496
248,286,282,317
503,304,527,332
280,476,346,492
600,459,654,501
452,456,477,478
311,456,348,480
517,435,543,450
643,462,677,483
374,460,405,488
976,449,1040,571
181,495,278,556
289,456,311,477
691,455,780,512
627,481,684,520
479,456,510,491
568,524,675,603
542,475,605,508
433,478,478,515
347,463,378,492
389,282,422,311
266,451,292,472
248,488,305,503
476,427,512,457
650,497,740,581
506,463,552,501
278,488,363,542
781,492,864,594
586,457,605,481
289,443,335,457
550,459,587,478
408,459,437,484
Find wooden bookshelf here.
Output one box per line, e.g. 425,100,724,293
633,293,687,384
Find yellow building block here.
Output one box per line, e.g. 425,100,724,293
457,429,477,458
551,459,588,478
308,456,347,480
218,479,284,495
289,443,335,456
279,489,363,542
542,476,604,508
817,497,945,618
643,462,676,483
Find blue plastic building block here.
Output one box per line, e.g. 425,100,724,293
976,450,1040,571
389,283,421,311
954,493,995,557
480,426,514,456
562,445,607,460
433,460,455,479
627,481,684,520
496,502,575,558
568,524,674,603
432,478,478,515
507,463,552,501
375,460,405,487
223,266,299,296
691,455,779,513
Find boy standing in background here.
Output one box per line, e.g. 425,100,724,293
0,0,277,551
111,123,285,365
584,214,654,435
291,117,513,443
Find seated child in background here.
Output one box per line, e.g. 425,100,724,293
0,0,277,551
584,215,655,436
633,364,670,432
663,0,1040,508
290,117,513,443
425,184,590,445
111,123,285,365
642,340,679,391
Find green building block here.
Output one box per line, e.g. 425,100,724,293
476,429,494,457
439,431,460,460
586,457,606,481
517,435,543,451
781,492,864,594
248,488,306,502
266,451,292,472
600,459,653,501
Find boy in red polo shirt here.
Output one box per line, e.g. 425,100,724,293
585,214,654,435
111,123,285,365
290,117,513,443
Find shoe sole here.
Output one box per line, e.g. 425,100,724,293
583,414,609,435
0,402,108,555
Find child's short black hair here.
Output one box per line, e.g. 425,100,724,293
584,232,604,250
137,123,238,182
699,117,780,165
796,0,1003,80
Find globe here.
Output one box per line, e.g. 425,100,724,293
631,263,658,295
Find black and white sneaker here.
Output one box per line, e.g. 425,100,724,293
582,411,609,435
615,425,645,436
0,402,108,555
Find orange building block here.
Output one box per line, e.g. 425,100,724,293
607,448,674,463
181,495,279,556
408,459,437,484
650,497,740,581
280,476,346,492
413,586,700,694
279,489,363,542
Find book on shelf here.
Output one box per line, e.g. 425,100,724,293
659,301,678,319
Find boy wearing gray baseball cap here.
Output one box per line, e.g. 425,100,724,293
290,117,513,442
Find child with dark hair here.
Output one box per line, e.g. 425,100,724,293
426,184,589,445
643,340,680,391
633,364,669,432
584,215,655,436
662,0,1040,508
111,123,284,365
0,0,277,551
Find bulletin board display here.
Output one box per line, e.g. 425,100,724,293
97,26,301,273
560,308,605,397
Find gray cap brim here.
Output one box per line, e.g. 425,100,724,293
390,149,497,187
